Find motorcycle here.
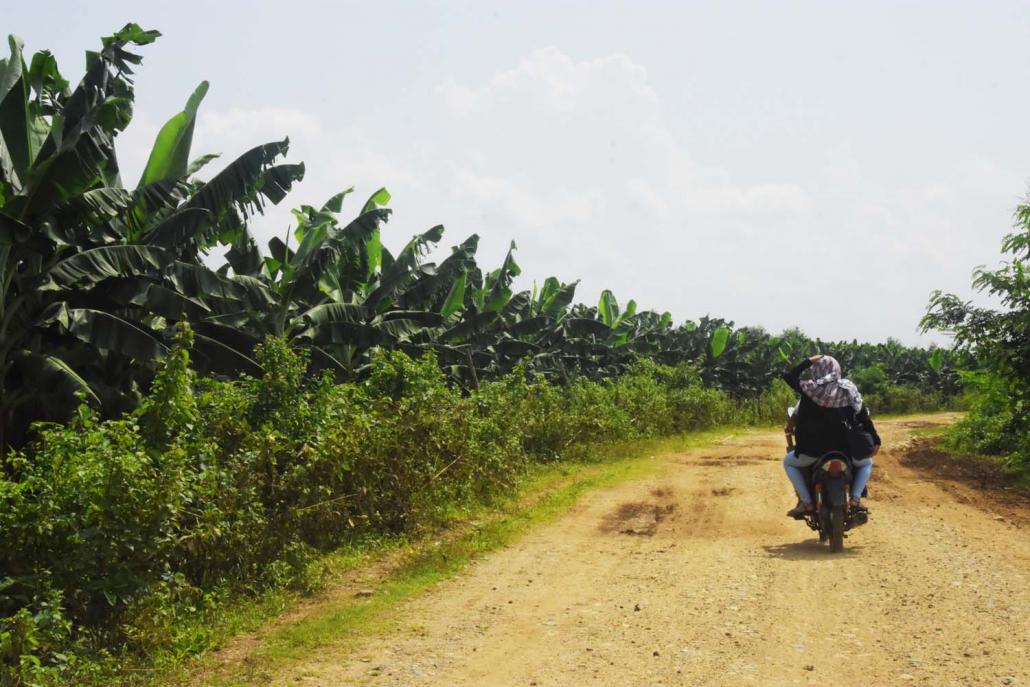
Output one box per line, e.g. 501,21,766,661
785,406,869,553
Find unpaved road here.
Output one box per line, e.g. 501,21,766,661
256,415,1030,686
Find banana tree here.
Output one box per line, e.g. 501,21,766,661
207,189,481,377
0,26,301,448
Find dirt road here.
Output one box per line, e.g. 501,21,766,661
260,415,1029,686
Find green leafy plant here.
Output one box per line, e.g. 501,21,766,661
0,25,303,451
923,195,1030,468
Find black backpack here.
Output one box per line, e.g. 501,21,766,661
841,408,876,458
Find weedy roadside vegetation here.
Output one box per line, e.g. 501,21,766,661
922,197,1030,475
0,329,832,686
0,23,967,687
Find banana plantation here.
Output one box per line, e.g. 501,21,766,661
0,25,957,452
0,23,977,687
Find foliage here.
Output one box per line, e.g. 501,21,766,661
0,24,966,686
0,25,958,455
942,370,1021,457
0,331,938,684
923,195,1030,469
0,25,301,451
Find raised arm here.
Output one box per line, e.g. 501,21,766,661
782,356,819,394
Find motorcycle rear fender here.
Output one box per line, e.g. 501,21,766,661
818,475,850,506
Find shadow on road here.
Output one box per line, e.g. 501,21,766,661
762,539,864,560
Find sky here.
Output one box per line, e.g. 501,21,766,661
6,1,1030,345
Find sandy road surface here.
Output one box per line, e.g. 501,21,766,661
265,415,1029,687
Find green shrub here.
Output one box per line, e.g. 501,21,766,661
850,365,889,397
138,323,200,450
1,411,175,625
861,384,949,415
943,370,1029,470
0,341,958,684
0,587,72,687
609,362,674,437
665,385,735,430
737,379,799,426
481,369,568,463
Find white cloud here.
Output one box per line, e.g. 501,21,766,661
437,47,813,225
118,43,1013,346
195,107,323,150
187,108,423,247
450,169,602,228
438,78,478,116
626,178,670,219
151,48,821,336
440,48,659,118
679,181,814,214
450,170,544,228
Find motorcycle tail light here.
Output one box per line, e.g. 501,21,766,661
825,459,846,476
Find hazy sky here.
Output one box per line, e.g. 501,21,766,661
7,1,1029,345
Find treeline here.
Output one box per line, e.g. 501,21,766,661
0,26,956,453
0,25,965,685
922,199,1030,472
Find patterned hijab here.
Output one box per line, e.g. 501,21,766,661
800,356,863,413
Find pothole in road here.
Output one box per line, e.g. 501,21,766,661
898,420,943,428
601,487,678,536
695,455,773,466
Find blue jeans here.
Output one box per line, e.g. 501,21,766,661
784,451,874,504
783,450,817,504
852,457,873,500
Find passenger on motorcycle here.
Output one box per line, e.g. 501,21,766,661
782,355,881,517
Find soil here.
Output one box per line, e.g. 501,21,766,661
209,413,1030,687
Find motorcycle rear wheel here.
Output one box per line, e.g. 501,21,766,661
829,504,845,553
818,506,831,543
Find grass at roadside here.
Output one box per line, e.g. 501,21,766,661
172,428,743,687
908,425,949,439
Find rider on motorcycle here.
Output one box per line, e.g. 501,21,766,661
782,355,880,517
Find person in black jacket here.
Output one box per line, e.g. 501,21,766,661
782,355,881,517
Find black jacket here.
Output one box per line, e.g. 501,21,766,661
783,359,881,458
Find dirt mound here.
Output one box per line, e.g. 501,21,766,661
900,437,1030,526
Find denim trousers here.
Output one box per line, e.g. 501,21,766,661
783,450,817,503
783,451,873,504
